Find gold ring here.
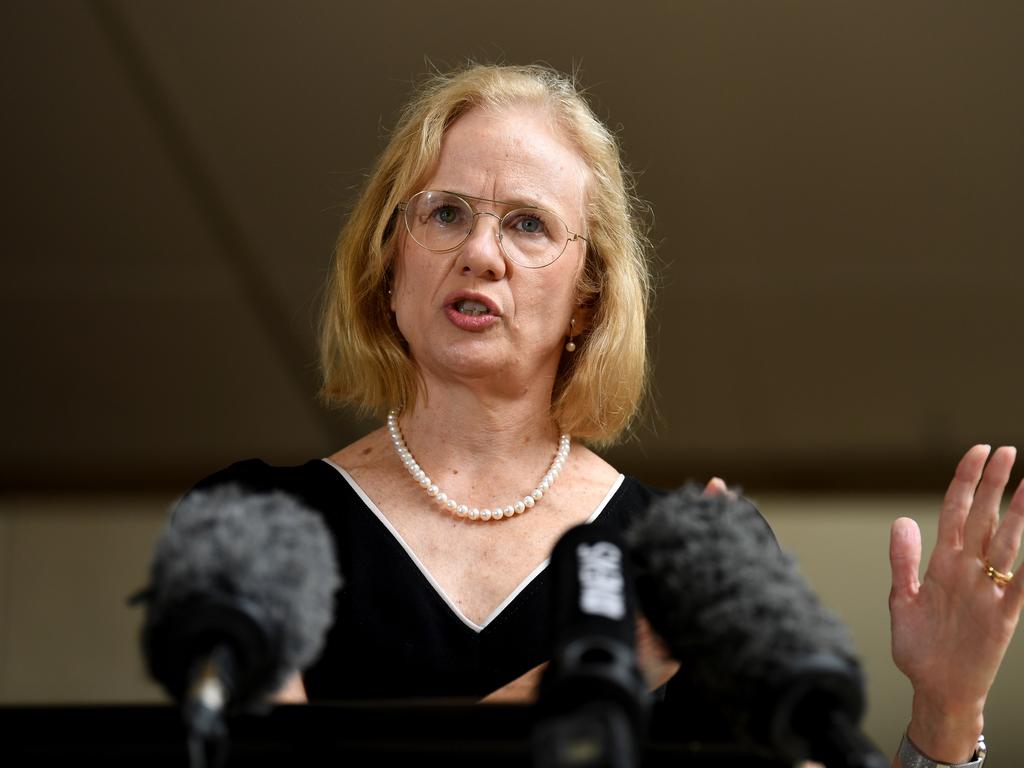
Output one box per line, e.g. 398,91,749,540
984,560,1014,587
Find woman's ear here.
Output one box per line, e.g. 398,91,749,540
571,304,595,336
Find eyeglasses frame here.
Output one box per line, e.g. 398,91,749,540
396,190,589,269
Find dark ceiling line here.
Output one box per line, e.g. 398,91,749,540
89,0,337,446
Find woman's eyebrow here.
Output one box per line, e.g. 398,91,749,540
447,190,549,210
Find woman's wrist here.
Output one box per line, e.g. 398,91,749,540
906,695,984,764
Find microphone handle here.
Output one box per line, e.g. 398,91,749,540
183,644,234,738
804,709,889,768
183,644,234,768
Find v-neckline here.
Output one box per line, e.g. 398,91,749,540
321,458,624,634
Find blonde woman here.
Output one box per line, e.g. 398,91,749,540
191,65,1023,768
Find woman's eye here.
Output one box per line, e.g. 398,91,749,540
511,214,545,235
432,205,460,225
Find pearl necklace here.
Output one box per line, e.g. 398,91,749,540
386,409,571,522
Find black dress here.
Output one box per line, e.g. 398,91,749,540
188,458,661,701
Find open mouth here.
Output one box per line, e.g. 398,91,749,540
454,300,492,317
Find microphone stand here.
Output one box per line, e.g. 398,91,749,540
183,645,234,768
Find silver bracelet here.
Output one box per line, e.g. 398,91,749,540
897,730,986,768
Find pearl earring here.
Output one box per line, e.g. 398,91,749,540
565,318,577,352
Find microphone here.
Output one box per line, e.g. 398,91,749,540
534,523,649,768
627,483,887,768
136,484,341,753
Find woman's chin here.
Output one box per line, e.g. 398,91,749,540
434,354,517,383
417,348,534,389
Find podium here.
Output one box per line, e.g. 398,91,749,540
3,701,790,766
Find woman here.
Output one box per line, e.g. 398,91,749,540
193,64,1023,766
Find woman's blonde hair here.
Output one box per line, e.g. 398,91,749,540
319,63,651,447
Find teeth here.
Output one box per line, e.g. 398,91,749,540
456,300,490,316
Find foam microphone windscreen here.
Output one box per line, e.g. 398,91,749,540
143,484,341,707
627,484,882,766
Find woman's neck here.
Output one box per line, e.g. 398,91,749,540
395,378,565,473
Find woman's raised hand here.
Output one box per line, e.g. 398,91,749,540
889,444,1024,763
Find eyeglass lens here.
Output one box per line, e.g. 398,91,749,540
403,191,571,268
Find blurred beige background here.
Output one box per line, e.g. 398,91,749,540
1,0,1021,761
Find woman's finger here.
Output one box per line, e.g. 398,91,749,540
936,445,990,549
1006,547,1024,616
963,446,1016,556
890,517,922,600
984,476,1024,574
703,477,730,497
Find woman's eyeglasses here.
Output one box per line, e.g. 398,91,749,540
397,190,588,269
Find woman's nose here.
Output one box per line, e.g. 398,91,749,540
456,212,507,279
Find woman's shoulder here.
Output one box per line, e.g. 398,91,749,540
189,457,323,491
325,428,393,477
184,457,346,516
598,475,778,546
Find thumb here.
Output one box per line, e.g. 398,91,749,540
889,517,922,601
703,476,731,497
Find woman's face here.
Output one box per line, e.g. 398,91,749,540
390,103,590,394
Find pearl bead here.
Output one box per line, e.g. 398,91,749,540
386,409,569,523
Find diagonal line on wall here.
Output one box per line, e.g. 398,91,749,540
88,0,338,448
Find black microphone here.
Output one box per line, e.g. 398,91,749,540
136,484,341,754
534,523,649,768
627,483,887,768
